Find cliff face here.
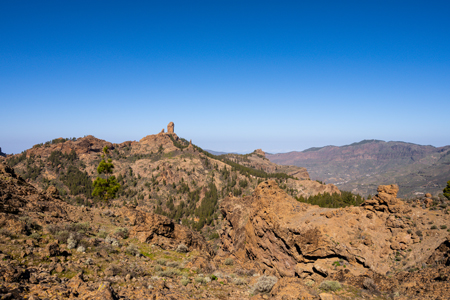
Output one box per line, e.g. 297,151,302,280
267,140,450,198
220,180,450,296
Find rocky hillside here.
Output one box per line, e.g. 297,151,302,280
0,161,252,299
220,180,450,299
2,159,450,299
3,162,450,299
3,123,337,240
267,140,450,198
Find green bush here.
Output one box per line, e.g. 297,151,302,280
319,280,342,292
158,268,180,278
166,261,179,268
296,191,364,208
195,276,206,284
154,265,163,272
125,244,140,256
29,232,41,240
224,258,234,265
114,227,129,239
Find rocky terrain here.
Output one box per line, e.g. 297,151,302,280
3,123,338,242
220,180,450,299
1,160,450,299
267,139,450,198
2,124,450,299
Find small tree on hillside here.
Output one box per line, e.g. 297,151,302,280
92,146,120,201
444,180,450,200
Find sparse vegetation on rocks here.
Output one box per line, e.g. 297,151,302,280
2,126,450,300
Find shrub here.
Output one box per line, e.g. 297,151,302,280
159,268,180,278
195,276,206,284
98,230,108,239
67,234,77,249
431,225,438,230
209,232,219,240
440,225,447,230
416,230,423,237
166,261,179,268
154,265,163,272
252,276,278,294
156,259,167,266
125,244,140,256
0,228,15,238
105,235,118,245
224,258,234,265
29,232,41,240
319,280,342,292
236,268,255,276
176,244,188,253
233,278,246,285
181,278,190,286
114,227,129,239
76,245,86,253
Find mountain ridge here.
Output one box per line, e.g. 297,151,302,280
267,140,450,198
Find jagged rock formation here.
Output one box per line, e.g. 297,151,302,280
167,121,174,134
123,208,213,256
0,147,5,157
361,184,407,213
220,180,450,297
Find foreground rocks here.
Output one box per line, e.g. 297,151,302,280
220,180,450,298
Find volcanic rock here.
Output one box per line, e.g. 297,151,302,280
361,184,407,213
220,180,450,280
124,207,213,255
167,121,175,134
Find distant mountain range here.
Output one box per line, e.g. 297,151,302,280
267,140,450,198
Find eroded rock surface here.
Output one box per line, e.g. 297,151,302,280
220,180,450,291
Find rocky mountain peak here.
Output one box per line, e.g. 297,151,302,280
254,149,265,157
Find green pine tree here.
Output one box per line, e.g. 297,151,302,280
444,180,450,200
92,146,120,201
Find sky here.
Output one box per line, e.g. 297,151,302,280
1,1,449,154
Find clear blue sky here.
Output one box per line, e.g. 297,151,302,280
1,1,449,154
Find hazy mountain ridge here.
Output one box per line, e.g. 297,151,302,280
267,140,450,198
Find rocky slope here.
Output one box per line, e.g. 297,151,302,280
220,180,450,299
2,161,450,299
5,123,337,240
267,140,450,198
0,162,255,299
